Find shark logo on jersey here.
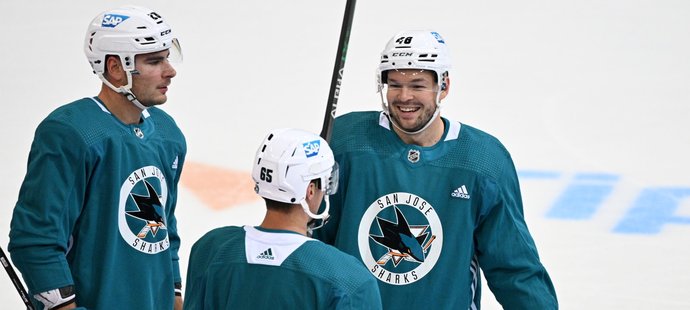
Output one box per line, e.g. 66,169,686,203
118,166,171,254
358,192,443,285
126,180,167,238
370,206,437,267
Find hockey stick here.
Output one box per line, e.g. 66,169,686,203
319,0,357,142
0,246,34,310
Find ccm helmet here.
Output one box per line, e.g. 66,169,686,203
84,6,182,109
377,30,451,87
377,30,451,134
252,128,338,224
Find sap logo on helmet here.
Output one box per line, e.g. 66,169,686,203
392,52,414,57
431,32,445,44
102,14,129,28
302,140,321,158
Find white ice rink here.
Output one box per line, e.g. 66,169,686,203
1,1,689,308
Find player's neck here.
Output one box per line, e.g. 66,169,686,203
98,85,144,125
396,116,445,147
260,208,308,236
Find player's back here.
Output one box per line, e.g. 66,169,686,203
184,226,382,310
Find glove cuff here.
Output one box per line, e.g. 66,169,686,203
34,285,76,310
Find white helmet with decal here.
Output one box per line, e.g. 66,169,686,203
84,5,182,109
252,128,338,225
377,30,451,88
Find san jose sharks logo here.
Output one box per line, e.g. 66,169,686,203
358,192,444,285
118,166,171,254
370,206,436,267
127,180,167,238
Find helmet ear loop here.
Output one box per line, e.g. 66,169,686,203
99,55,148,110
121,70,148,110
433,73,448,114
99,69,148,110
378,83,391,118
301,194,330,221
303,195,330,235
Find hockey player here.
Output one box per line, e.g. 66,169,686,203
8,6,186,310
184,128,382,309
312,30,559,309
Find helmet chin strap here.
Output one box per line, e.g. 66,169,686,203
381,89,443,136
97,71,148,110
302,196,330,233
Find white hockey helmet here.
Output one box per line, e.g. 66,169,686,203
377,30,451,87
252,128,338,222
376,30,452,135
84,6,182,109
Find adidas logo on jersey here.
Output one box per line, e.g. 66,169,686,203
256,248,275,260
451,185,470,199
172,156,179,170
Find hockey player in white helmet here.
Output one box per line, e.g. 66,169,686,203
312,30,558,309
251,128,337,234
9,6,187,310
377,30,452,140
84,5,183,111
184,128,382,309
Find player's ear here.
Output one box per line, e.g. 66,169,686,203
305,181,317,200
104,55,126,85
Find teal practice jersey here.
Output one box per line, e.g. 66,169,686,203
184,226,382,310
314,111,557,309
9,97,186,309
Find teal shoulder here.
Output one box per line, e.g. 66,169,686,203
146,106,186,141
193,226,244,250
294,241,375,291
331,111,394,155
40,98,185,147
332,111,379,137
189,226,244,267
442,122,515,181
43,97,105,126
38,98,110,146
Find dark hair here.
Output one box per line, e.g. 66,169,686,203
264,198,294,211
264,179,320,211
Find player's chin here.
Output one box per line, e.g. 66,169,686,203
402,123,425,132
392,116,423,132
143,96,168,107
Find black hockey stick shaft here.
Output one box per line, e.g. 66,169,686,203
320,0,357,142
0,247,34,310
